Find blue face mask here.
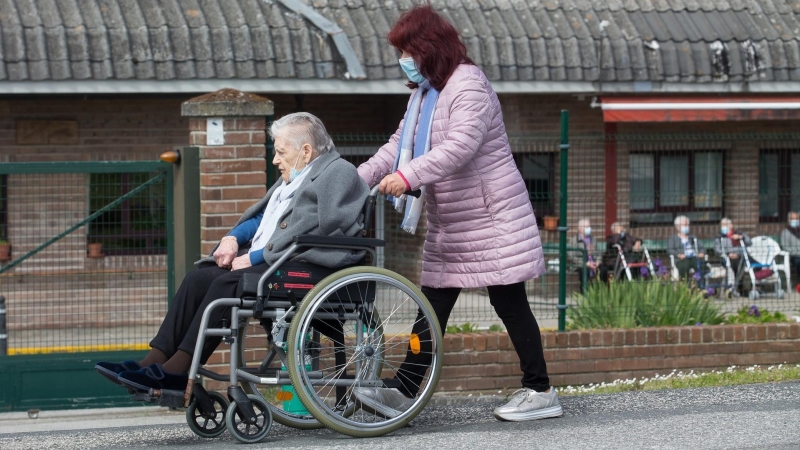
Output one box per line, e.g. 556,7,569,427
399,57,426,83
721,226,730,235
584,227,591,236
791,220,800,228
681,226,690,235
619,231,626,238
288,153,305,183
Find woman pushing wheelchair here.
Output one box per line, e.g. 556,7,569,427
354,5,561,422
95,112,369,392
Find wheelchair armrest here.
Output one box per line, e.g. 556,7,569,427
293,234,386,248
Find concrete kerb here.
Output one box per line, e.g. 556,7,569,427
0,395,507,435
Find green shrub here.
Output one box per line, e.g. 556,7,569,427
726,305,788,324
488,324,505,332
567,281,725,330
445,322,481,334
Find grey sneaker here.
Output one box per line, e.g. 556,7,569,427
493,388,563,422
353,387,414,418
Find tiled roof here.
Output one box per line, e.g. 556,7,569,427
1,0,799,84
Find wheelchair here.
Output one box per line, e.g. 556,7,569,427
131,185,443,443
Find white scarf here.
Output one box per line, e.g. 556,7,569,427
250,160,315,253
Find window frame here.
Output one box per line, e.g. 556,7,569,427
513,152,555,227
629,150,725,225
758,148,799,223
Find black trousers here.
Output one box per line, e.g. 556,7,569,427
150,264,267,364
396,281,551,397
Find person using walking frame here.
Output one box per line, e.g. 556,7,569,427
354,5,561,422
668,215,708,280
600,222,642,281
713,217,752,292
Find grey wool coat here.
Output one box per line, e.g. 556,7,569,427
196,149,369,269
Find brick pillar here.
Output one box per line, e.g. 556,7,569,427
181,89,274,256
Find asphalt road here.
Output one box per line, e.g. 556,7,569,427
1,382,799,449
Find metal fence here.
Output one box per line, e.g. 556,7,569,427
0,161,173,355
331,130,800,330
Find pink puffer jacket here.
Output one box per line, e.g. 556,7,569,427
358,64,545,289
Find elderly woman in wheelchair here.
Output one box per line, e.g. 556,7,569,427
94,112,444,442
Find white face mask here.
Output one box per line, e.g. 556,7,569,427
584,227,591,236
288,152,305,183
398,57,426,83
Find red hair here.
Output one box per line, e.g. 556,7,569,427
387,5,474,90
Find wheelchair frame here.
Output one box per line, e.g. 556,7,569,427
131,185,444,443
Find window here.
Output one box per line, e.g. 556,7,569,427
88,173,167,255
759,150,800,222
629,152,724,226
515,153,554,226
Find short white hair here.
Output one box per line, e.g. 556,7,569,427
720,217,732,226
577,218,590,228
269,112,334,155
674,215,689,226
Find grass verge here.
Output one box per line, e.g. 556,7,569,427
557,364,800,396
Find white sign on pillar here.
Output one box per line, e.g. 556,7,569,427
207,118,224,145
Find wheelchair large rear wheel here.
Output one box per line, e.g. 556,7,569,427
286,267,443,438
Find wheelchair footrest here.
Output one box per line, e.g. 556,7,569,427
130,388,186,409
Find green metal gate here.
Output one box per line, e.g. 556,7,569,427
0,161,174,411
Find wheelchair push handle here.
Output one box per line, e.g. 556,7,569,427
368,185,422,198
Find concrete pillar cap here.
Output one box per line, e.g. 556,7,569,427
181,88,274,117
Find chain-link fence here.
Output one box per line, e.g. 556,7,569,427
0,162,172,354
331,132,800,330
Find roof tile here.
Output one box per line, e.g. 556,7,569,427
621,10,651,40
783,40,800,79
3,0,800,85
55,0,82,28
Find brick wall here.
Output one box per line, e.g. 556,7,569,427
188,117,268,255
201,323,800,394
0,96,189,163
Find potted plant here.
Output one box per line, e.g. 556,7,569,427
543,216,559,231
0,239,9,262
87,242,104,258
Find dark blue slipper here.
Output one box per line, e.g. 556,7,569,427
118,364,188,392
95,360,142,386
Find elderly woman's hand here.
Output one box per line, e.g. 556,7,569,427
231,254,252,271
214,236,239,269
379,173,408,197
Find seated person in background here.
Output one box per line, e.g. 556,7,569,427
94,112,369,392
600,222,642,281
713,217,752,288
780,211,800,288
569,218,599,291
668,215,707,279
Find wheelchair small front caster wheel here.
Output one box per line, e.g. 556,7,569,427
226,394,272,443
186,391,229,439
749,290,760,300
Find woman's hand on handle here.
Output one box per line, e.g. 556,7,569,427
379,173,409,197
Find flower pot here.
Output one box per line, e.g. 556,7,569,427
543,216,559,231
87,242,104,258
0,243,10,262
